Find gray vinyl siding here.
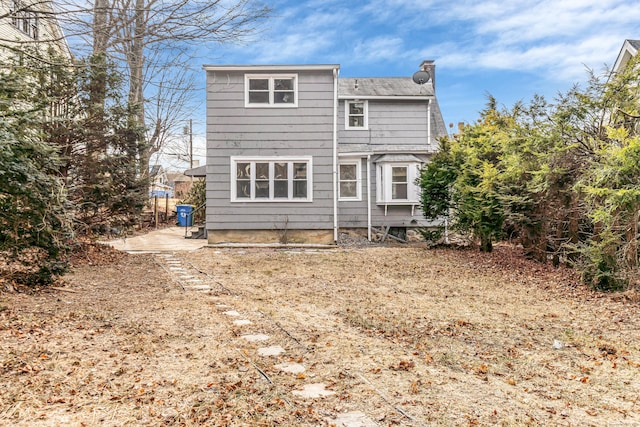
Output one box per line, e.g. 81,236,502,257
337,158,434,229
338,100,439,151
336,97,444,229
337,158,368,228
205,68,336,231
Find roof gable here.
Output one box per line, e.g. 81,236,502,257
612,39,639,73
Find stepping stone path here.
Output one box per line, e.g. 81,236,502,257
157,253,377,427
241,333,270,342
257,345,285,357
155,253,212,292
274,362,305,374
328,411,378,427
292,383,336,399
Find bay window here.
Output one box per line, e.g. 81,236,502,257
376,162,421,204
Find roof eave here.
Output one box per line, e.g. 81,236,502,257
338,95,432,100
203,64,340,72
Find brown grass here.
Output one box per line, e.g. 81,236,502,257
1,244,640,426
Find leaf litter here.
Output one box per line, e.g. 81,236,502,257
1,243,639,426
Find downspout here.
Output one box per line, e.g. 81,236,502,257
367,154,372,241
427,99,431,145
332,67,339,243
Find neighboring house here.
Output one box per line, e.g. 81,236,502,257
149,165,172,198
0,0,72,62
201,61,447,244
167,172,194,199
610,39,640,134
612,39,639,74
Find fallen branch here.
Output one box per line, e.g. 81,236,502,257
50,286,78,293
348,370,419,423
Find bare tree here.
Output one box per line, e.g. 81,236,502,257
98,0,271,176
5,0,270,172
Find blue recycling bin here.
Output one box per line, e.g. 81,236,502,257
176,204,193,227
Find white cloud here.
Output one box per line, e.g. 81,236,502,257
213,0,638,86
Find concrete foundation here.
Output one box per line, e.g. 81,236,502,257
207,229,336,245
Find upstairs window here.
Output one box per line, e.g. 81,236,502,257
345,100,368,129
231,157,312,202
245,74,297,107
11,1,39,39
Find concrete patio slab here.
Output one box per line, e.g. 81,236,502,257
102,227,207,253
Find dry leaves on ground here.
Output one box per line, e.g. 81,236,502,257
1,243,639,426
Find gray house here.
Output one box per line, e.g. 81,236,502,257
201,61,447,244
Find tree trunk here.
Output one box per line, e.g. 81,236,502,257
90,0,109,119
480,234,493,252
128,0,148,177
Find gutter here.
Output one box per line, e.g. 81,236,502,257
427,99,431,145
202,64,340,72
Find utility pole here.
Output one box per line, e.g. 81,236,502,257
189,118,193,169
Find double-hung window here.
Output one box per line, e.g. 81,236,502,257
338,160,361,201
11,1,39,39
345,100,368,129
376,162,421,204
245,74,297,107
231,157,312,202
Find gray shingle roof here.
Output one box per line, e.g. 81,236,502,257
628,39,640,50
339,77,434,97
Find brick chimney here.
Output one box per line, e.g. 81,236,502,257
420,60,435,89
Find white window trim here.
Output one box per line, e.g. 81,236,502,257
230,156,312,202
11,1,39,39
244,74,298,108
376,162,421,205
345,100,368,130
338,159,362,201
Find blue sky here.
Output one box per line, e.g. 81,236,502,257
203,0,639,129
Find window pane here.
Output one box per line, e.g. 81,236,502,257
274,91,294,104
237,163,250,179
340,164,356,180
340,182,357,198
349,103,364,114
248,91,269,104
274,78,293,90
392,183,408,199
293,163,307,179
392,167,407,183
249,79,268,90
237,182,250,198
274,163,287,179
274,181,288,198
255,181,269,198
293,181,307,198
349,116,364,127
256,163,269,179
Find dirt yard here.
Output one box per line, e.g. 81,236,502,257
1,243,640,426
